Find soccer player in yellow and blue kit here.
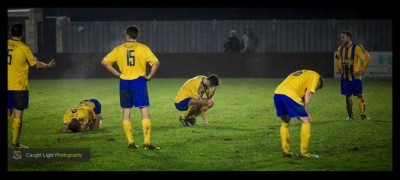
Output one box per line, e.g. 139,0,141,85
335,32,371,120
175,74,220,126
101,25,160,150
59,99,103,133
274,70,323,158
8,23,56,148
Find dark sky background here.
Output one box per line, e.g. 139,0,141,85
42,8,393,21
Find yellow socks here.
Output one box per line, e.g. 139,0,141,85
123,119,152,146
123,120,134,145
280,122,290,154
300,123,311,155
142,119,151,145
12,118,22,146
99,120,103,129
358,97,366,116
182,106,192,119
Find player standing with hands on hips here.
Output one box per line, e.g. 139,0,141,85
101,25,160,150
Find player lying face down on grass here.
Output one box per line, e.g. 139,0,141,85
59,99,103,133
174,74,220,126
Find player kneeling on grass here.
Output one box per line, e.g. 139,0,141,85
175,74,220,126
59,99,103,133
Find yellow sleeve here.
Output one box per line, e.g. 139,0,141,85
187,79,200,99
144,46,158,66
23,45,37,66
306,73,320,94
357,45,371,71
103,48,118,65
63,109,72,124
334,46,341,70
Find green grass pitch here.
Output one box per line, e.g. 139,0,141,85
7,78,392,171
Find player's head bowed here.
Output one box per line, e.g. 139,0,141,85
68,118,81,132
207,74,220,87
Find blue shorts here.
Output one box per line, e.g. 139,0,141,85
8,91,29,110
88,99,102,114
175,98,191,111
341,77,363,96
120,77,149,108
274,94,308,119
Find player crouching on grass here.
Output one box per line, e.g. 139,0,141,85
59,99,103,133
175,74,220,126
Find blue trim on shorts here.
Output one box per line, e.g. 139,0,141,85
341,77,363,96
89,99,102,114
273,94,308,119
120,77,149,108
175,98,191,111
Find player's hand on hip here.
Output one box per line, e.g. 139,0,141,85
354,70,364,76
145,76,152,81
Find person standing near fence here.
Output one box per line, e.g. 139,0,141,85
223,30,240,53
8,23,56,148
334,31,371,120
101,25,161,150
240,27,258,53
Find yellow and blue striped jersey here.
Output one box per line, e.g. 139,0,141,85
8,39,37,90
334,43,371,81
274,70,320,105
175,75,207,103
103,42,158,80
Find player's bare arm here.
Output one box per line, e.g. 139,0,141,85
303,90,313,109
353,71,363,76
35,58,56,69
206,83,220,99
59,127,72,133
101,60,121,77
90,115,102,131
334,46,344,74
59,123,72,133
145,61,160,81
80,123,89,132
354,46,371,76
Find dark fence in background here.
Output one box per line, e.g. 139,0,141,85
31,53,333,79
62,20,392,53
